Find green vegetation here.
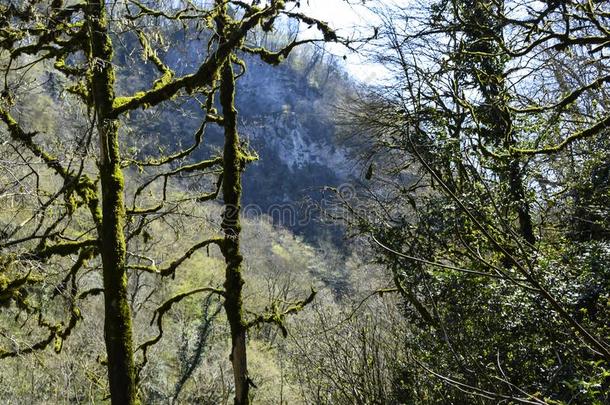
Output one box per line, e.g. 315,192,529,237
340,1,610,403
1,1,609,404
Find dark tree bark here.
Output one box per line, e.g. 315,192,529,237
219,56,250,404
87,1,138,403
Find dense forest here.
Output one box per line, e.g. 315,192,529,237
0,0,609,404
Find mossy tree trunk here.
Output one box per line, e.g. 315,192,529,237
87,1,138,403
219,57,250,404
462,0,535,245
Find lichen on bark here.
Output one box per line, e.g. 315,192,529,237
219,55,250,405
86,1,139,404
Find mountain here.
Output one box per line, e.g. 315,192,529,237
117,31,356,242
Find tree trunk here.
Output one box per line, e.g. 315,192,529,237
507,155,535,245
464,0,536,245
219,58,250,405
87,2,138,403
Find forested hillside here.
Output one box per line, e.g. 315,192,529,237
1,1,609,405
110,28,352,245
